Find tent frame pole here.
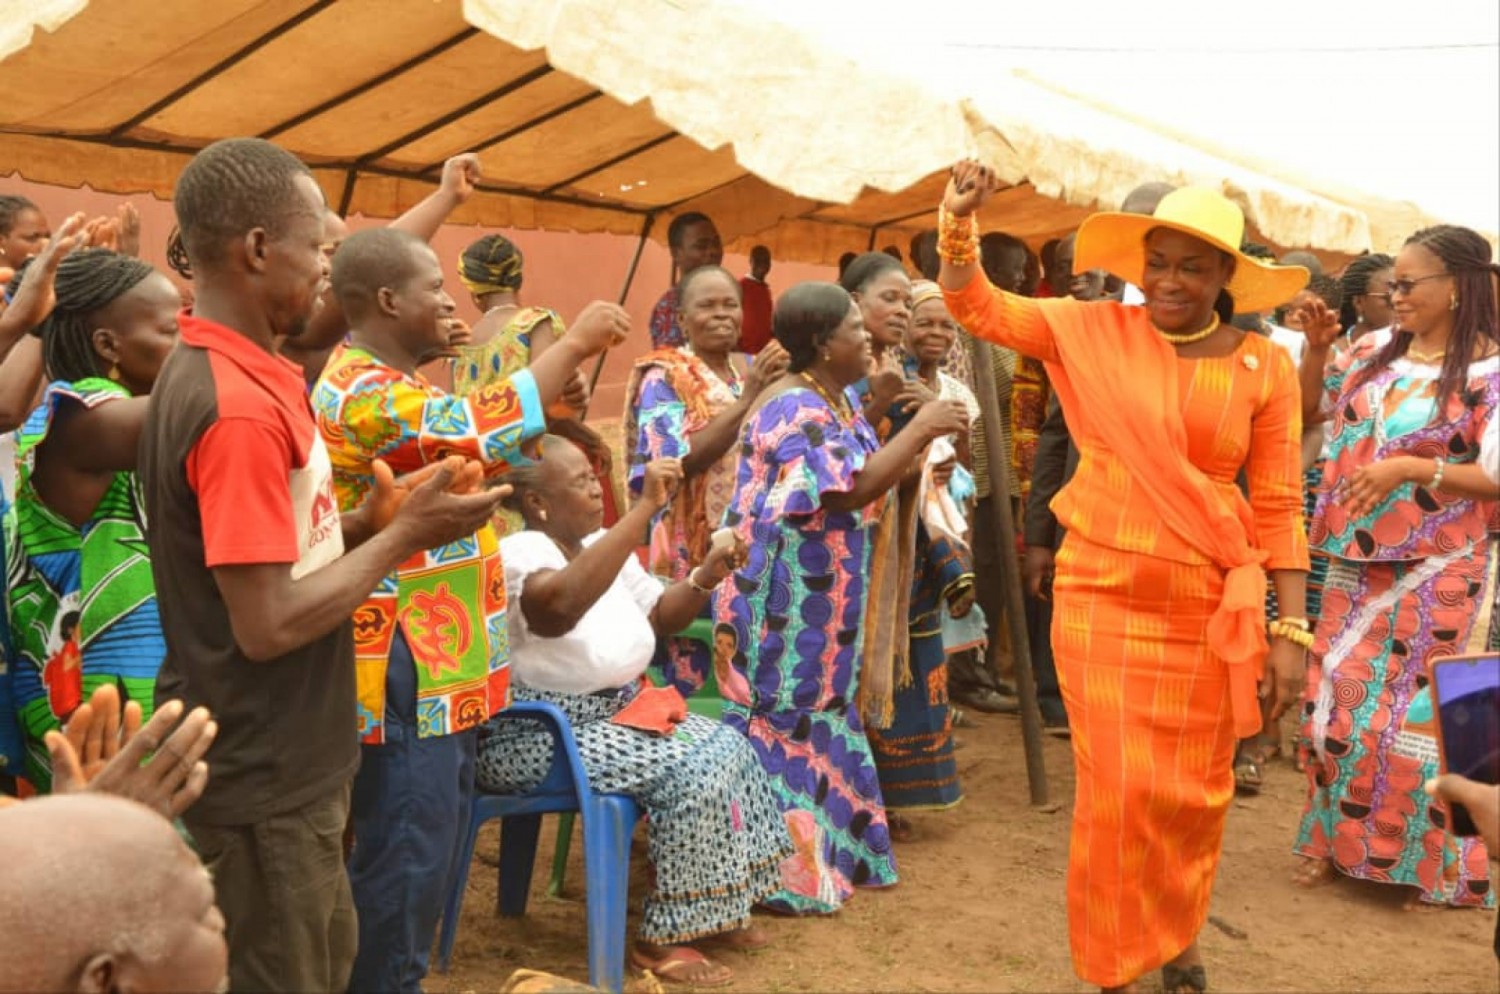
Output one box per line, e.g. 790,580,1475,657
968,336,1050,807
581,211,656,417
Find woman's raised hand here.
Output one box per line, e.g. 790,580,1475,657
1297,297,1342,351
746,341,790,396
640,457,684,512
943,160,1000,218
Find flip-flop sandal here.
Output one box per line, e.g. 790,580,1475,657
631,946,733,988
1162,963,1208,994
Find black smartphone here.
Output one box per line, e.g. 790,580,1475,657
1430,652,1500,837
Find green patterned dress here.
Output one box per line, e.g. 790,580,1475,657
4,378,162,790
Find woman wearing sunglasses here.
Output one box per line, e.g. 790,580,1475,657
1293,225,1500,910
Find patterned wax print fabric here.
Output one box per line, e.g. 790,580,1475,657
0,491,20,779
649,287,684,349
1310,330,1498,562
1295,331,1497,907
451,306,559,537
623,348,744,694
868,523,972,810
943,275,1309,988
477,682,792,944
4,379,163,790
313,344,545,745
714,385,897,914
1294,551,1493,906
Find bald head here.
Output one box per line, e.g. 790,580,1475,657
1121,181,1177,216
0,795,227,994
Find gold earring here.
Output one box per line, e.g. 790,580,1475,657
108,364,121,381
1450,293,1460,311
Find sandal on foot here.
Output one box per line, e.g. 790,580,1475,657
695,924,773,953
888,812,917,843
1233,756,1263,795
631,945,733,988
1161,963,1208,994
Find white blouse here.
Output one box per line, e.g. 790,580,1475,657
501,529,665,695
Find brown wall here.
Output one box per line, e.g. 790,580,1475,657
5,176,835,420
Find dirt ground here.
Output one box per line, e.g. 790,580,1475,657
428,708,1499,994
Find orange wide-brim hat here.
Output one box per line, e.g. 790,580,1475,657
1074,187,1309,314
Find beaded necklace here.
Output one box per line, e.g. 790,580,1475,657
800,371,853,423
1153,314,1221,345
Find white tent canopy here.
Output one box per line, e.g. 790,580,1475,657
3,0,1494,261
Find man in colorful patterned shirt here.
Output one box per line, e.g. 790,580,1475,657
314,228,627,994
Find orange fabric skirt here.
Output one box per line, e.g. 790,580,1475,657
1052,532,1238,988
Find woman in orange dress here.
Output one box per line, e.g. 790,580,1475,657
937,163,1311,994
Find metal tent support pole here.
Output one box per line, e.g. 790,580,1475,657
968,335,1050,807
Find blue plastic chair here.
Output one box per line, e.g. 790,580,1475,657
436,701,640,993
546,618,722,898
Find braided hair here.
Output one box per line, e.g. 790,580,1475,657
1337,252,1394,328
0,194,38,236
7,248,155,384
1350,225,1500,411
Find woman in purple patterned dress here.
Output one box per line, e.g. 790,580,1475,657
714,282,967,914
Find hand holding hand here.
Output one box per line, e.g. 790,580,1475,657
441,153,483,203
570,301,632,355
943,160,1000,218
639,458,684,513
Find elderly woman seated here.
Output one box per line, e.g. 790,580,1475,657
476,435,792,988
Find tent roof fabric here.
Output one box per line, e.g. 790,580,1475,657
0,0,1416,265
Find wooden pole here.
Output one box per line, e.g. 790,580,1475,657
581,211,655,417
968,336,1051,807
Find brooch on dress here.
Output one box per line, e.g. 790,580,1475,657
1242,353,1260,371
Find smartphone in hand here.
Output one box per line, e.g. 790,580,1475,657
1430,652,1500,837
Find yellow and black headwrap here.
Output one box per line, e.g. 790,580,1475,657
458,234,524,296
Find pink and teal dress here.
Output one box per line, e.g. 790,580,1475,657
1295,331,1498,906
714,385,897,914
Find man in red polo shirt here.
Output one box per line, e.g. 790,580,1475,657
738,244,774,355
139,138,508,994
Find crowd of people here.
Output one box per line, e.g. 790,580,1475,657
0,135,1496,994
